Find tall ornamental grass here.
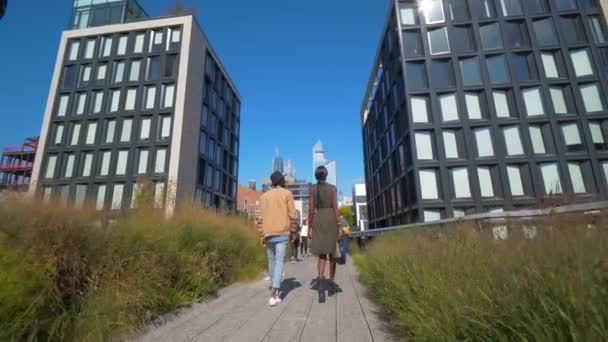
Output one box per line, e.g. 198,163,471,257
0,199,265,341
354,213,608,341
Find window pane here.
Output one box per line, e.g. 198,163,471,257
84,39,95,59
570,49,593,77
140,118,151,140
504,126,524,155
138,150,148,174
57,95,69,116
164,54,178,77
97,64,107,81
76,93,86,115
105,120,115,143
453,168,471,198
424,210,441,222
101,37,112,57
113,61,125,83
487,55,510,84
415,132,434,160
100,151,111,176
465,93,482,119
142,86,156,110
432,59,454,88
507,166,524,196
541,52,559,78
155,182,165,208
129,60,141,81
530,126,547,154
155,149,167,173
70,123,81,146
134,33,145,53
120,119,132,142
429,27,450,54
163,84,175,108
146,56,161,81
116,150,128,175
111,184,124,210
96,185,106,211
500,0,523,16
475,128,494,157
448,0,470,21
399,2,418,25
109,89,120,112
478,167,495,197
44,155,57,179
407,62,427,89
68,41,80,61
522,88,545,116
423,0,445,24
64,154,75,178
81,65,91,85
555,0,577,10
504,21,529,48
534,18,558,46
125,88,137,110
561,16,587,44
93,91,103,113
493,91,511,118
117,35,127,55
480,23,502,50
411,96,429,123
475,0,496,19
54,124,64,145
550,87,568,114
452,26,476,53
527,0,549,13
63,66,77,88
562,123,582,145
541,163,562,194
443,131,459,158
589,122,604,144
403,31,423,57
460,57,481,86
440,93,459,121
512,53,535,81
419,170,439,199
83,153,93,177
568,163,587,193
86,122,97,144
161,116,171,139
590,16,607,43
580,84,603,113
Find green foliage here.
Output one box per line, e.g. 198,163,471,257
339,207,354,227
354,214,608,341
0,200,265,341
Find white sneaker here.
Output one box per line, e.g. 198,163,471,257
269,296,282,307
264,275,270,281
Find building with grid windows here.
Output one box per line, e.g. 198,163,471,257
361,0,608,228
28,1,241,215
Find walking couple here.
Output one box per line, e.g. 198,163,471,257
256,166,344,306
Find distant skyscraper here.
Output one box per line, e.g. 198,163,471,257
284,159,295,178
272,147,284,173
312,140,337,186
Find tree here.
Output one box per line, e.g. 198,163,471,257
339,207,354,227
163,1,197,17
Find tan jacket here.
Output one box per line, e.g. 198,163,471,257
256,187,297,238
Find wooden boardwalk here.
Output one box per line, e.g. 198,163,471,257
133,257,398,342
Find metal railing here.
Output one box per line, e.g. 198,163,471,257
350,201,608,238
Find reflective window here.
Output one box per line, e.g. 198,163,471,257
167,27,181,50
429,27,450,55
561,123,584,152
550,87,569,114
533,18,558,46
561,16,587,44
493,90,512,118
478,167,495,197
96,185,106,211
57,95,69,117
487,55,510,84
443,131,459,158
140,118,151,140
54,124,64,145
507,166,525,196
480,23,502,50
589,122,605,149
541,52,559,78
82,152,93,177
44,155,57,179
452,26,476,53
164,54,178,78
522,88,545,116
500,0,523,16
530,126,547,154
452,168,471,198
504,21,529,48
448,0,470,21
109,89,120,112
146,56,161,81
120,119,132,142
439,93,459,122
402,31,422,56
145,86,156,109
92,91,103,113
70,123,81,146
504,126,524,155
155,148,167,173
411,96,429,123
162,84,175,108
160,116,172,139
63,66,77,88
117,35,128,55
125,88,137,111
86,122,97,145
80,65,92,86
570,49,593,77
138,149,148,174
419,169,439,199
568,163,587,193
84,39,95,59
129,60,141,81
423,0,445,24
116,150,128,175
134,33,145,54
432,59,454,88
475,127,494,157
105,120,116,143
399,2,418,25
100,36,112,57
465,93,482,120
415,132,434,160
555,0,577,11
407,62,428,89
63,154,75,177
527,0,549,13
589,16,607,43
111,184,124,210
68,40,80,61
100,151,111,176
473,0,496,19
512,53,536,81
75,93,86,115
541,163,562,194
74,185,87,209
460,57,481,86
424,211,441,222
150,29,164,52
580,84,604,113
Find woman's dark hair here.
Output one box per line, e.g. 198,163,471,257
270,171,286,188
315,166,328,181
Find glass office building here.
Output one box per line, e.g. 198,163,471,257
361,0,608,227
29,2,241,215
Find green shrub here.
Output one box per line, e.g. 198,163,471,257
355,214,608,341
0,200,265,341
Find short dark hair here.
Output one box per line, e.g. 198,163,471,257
315,166,328,181
270,171,286,187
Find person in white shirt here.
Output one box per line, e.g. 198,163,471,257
300,217,310,257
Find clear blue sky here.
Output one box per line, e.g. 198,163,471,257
0,0,388,195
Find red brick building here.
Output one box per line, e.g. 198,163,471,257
237,183,262,219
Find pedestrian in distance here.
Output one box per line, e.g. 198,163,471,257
256,171,298,307
291,211,301,263
338,215,351,265
300,217,310,257
309,166,342,303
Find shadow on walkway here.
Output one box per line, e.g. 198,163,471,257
279,278,301,299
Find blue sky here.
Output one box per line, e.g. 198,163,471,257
0,0,388,195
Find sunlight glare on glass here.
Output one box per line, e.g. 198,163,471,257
418,0,433,15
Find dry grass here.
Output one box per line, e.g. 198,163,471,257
0,199,265,341
354,213,608,341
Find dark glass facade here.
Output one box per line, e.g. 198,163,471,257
362,0,608,228
70,0,148,29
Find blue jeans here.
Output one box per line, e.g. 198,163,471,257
266,240,287,289
339,236,349,264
